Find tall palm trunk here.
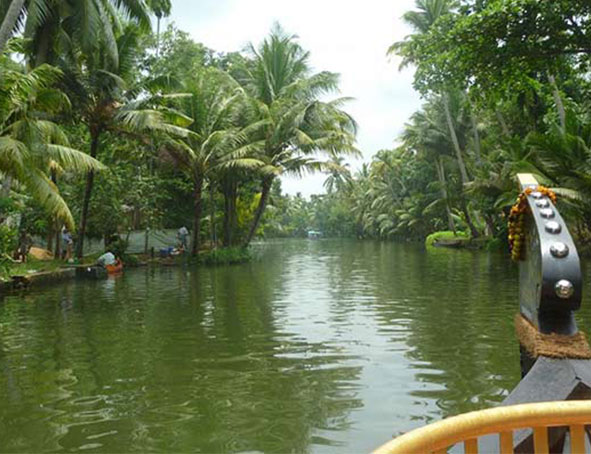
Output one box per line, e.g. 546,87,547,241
443,94,469,183
54,221,61,258
243,176,273,247
47,169,57,252
76,128,100,258
442,94,479,238
209,179,216,247
435,156,455,233
0,0,25,54
222,177,237,247
484,213,496,237
191,174,204,255
548,74,566,132
156,16,161,56
466,97,482,166
46,227,54,251
459,195,479,238
34,20,54,67
49,170,61,257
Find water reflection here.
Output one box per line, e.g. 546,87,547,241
2,240,585,452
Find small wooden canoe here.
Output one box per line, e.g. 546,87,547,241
105,261,123,274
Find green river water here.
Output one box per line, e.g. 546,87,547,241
1,240,591,453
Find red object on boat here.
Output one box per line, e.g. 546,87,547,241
105,260,123,274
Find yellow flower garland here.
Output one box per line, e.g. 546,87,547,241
508,186,557,261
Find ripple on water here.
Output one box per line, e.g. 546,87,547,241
0,241,538,453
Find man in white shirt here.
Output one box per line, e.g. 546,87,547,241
97,251,116,267
177,226,189,250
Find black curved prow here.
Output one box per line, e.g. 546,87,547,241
517,173,582,336
497,174,590,453
474,174,591,453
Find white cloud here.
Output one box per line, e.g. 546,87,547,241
168,0,422,196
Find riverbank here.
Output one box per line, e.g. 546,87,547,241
0,247,253,293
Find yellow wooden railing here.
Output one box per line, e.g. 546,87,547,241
373,401,591,454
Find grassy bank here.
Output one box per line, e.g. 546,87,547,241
0,246,253,283
425,231,469,248
425,231,504,251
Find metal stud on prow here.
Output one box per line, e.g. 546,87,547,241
555,279,574,299
539,208,555,219
535,199,550,208
545,221,562,234
550,242,569,258
531,191,543,199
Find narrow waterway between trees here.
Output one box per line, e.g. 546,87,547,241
2,240,591,453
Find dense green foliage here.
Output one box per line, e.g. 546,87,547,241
278,0,591,248
0,3,356,257
3,0,591,258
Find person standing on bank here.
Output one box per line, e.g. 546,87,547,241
177,226,189,252
61,227,73,261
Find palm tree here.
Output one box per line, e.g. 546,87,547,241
390,0,481,237
323,156,352,194
62,24,187,257
0,0,25,54
238,24,358,246
161,68,263,255
402,105,457,232
388,0,457,60
349,164,372,237
146,0,172,55
0,0,151,65
390,0,469,179
0,62,104,227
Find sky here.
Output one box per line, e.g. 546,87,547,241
166,0,423,196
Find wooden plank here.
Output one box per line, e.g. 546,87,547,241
464,438,478,454
533,427,549,454
499,431,513,454
570,424,585,454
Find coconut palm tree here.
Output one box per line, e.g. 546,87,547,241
390,0,470,180
402,106,457,232
0,0,151,64
0,61,104,227
0,0,25,54
323,156,352,194
146,0,172,55
238,24,358,246
161,68,264,255
61,23,188,257
390,0,483,237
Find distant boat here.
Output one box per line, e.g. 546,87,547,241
307,230,322,239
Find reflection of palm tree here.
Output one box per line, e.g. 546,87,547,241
0,252,365,452
365,243,520,419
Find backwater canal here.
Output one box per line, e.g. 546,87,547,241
2,240,591,453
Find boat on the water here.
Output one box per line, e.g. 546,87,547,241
105,260,123,274
307,230,322,239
